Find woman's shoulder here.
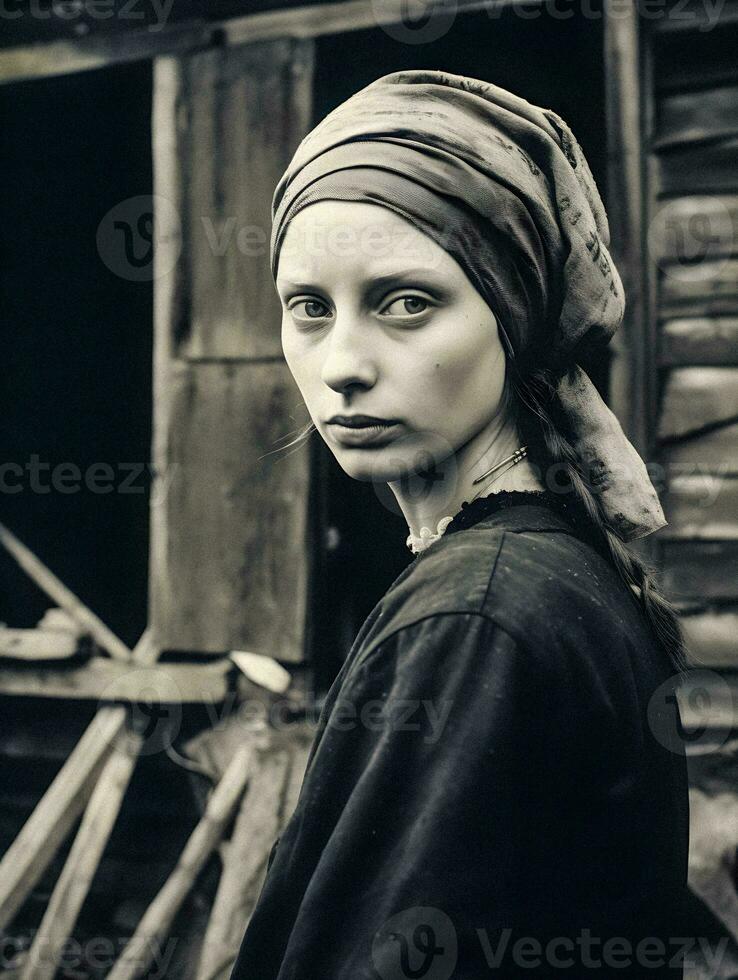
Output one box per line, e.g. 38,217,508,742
370,522,645,658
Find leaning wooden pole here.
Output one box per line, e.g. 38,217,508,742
0,629,157,929
107,745,254,980
19,729,146,980
195,750,291,980
0,521,133,662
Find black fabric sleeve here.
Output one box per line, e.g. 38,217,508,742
231,611,682,980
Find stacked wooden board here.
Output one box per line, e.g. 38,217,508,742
646,11,738,666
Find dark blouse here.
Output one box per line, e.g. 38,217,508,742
231,491,690,979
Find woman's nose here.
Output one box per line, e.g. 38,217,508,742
320,314,377,394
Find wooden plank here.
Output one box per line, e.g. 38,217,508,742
660,474,738,538
0,705,124,929
107,745,253,980
661,540,738,601
176,40,313,360
0,630,157,930
0,656,234,703
195,749,291,980
676,672,737,732
220,0,539,45
681,608,738,666
151,44,314,660
656,138,738,195
648,196,738,266
604,0,651,457
658,259,738,317
659,420,738,474
658,367,738,439
654,85,738,149
0,23,214,86
654,28,738,92
0,628,77,661
149,361,311,660
19,730,145,980
0,521,132,662
659,316,738,365
0,0,539,85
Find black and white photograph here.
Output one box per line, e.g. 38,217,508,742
0,0,737,976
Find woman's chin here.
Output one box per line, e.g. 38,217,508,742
337,463,401,485
331,447,408,485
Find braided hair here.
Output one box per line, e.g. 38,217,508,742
503,353,691,679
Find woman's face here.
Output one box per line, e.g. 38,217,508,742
276,200,508,485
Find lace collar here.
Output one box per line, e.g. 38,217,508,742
406,489,585,554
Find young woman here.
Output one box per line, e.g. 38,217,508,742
231,70,691,979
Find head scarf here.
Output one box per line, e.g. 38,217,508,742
270,70,666,542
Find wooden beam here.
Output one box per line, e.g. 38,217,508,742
0,627,77,661
19,730,146,980
224,0,534,44
0,630,157,930
0,704,124,929
604,0,650,458
661,474,738,539
658,367,738,440
681,608,738,667
0,23,214,85
150,42,314,660
653,84,738,150
0,656,236,703
195,749,292,980
107,744,254,980
659,316,738,366
659,420,738,475
0,521,132,662
0,0,542,85
662,540,738,602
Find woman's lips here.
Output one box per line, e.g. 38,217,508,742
327,421,402,447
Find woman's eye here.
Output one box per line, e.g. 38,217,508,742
381,295,430,317
290,299,331,321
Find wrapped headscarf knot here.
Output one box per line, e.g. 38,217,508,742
270,70,666,542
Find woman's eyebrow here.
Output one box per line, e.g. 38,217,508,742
277,269,447,296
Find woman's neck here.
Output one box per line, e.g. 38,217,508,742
388,419,546,538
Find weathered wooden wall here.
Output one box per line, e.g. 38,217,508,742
149,39,316,660
645,10,738,666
